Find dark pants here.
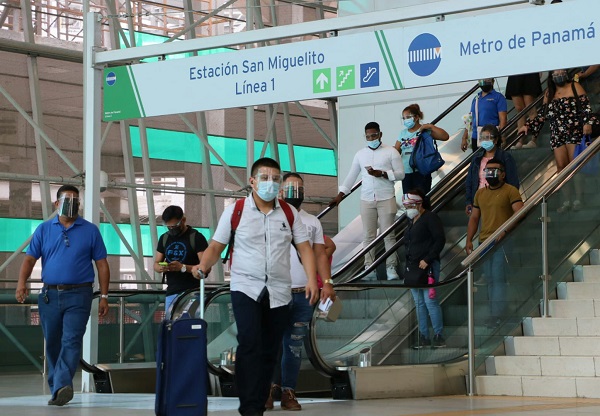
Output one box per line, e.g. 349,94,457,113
402,172,432,195
231,290,290,416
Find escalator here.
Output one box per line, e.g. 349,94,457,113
190,76,566,398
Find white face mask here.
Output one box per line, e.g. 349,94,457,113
406,208,419,219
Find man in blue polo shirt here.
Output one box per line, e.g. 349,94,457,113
15,185,110,407
461,78,508,152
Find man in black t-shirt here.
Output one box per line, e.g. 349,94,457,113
154,205,208,316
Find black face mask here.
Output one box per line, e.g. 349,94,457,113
480,85,493,93
168,226,183,236
284,197,303,210
553,75,568,87
486,177,500,187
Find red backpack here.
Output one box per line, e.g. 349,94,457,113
222,198,295,265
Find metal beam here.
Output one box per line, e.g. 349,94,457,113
178,114,246,188
20,0,52,218
0,83,80,174
137,119,159,256
165,0,238,43
81,10,102,393
95,0,527,64
294,100,336,150
0,36,83,62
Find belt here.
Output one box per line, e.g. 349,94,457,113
45,283,93,291
291,287,305,294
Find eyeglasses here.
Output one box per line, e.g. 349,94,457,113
365,133,380,139
402,115,414,120
165,219,182,230
62,231,70,247
479,134,496,141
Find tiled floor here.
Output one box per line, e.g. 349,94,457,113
3,372,600,416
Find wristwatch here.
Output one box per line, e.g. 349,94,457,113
100,294,109,299
323,279,334,285
180,264,187,273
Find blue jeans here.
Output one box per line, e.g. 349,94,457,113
38,285,93,398
410,260,443,337
281,292,314,391
231,290,289,416
483,248,508,318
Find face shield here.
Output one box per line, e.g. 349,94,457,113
252,168,282,202
57,194,80,218
484,167,504,186
281,181,304,209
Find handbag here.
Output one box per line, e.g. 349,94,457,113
574,134,599,175
409,130,445,175
403,262,429,286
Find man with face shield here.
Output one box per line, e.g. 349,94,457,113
465,124,519,217
16,185,110,406
461,78,508,152
154,205,208,316
465,159,523,328
265,173,336,411
192,158,323,416
328,121,405,281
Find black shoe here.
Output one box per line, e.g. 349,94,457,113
432,334,446,348
412,335,431,349
48,385,73,406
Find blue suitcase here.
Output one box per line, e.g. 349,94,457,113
155,278,207,416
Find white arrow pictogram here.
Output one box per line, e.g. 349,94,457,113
316,73,329,90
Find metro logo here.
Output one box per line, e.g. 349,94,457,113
407,33,442,77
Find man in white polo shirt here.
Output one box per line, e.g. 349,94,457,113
329,121,405,280
193,158,321,416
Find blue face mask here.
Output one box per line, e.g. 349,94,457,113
367,139,381,149
256,180,280,202
403,117,415,129
480,140,495,151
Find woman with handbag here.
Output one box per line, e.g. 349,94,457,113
402,189,446,349
394,104,449,194
518,69,598,212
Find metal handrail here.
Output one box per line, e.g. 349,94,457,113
461,136,600,395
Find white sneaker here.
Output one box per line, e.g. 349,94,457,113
386,267,400,280
363,266,377,281
523,141,537,148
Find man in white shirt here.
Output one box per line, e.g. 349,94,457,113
193,158,322,416
265,172,336,411
329,121,405,280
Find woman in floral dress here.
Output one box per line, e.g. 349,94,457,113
519,69,597,211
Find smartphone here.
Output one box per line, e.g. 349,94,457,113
158,262,168,267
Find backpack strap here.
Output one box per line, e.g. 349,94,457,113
278,199,295,230
279,199,301,263
222,198,297,265
222,198,246,264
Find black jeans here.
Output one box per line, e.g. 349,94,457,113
231,290,290,416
